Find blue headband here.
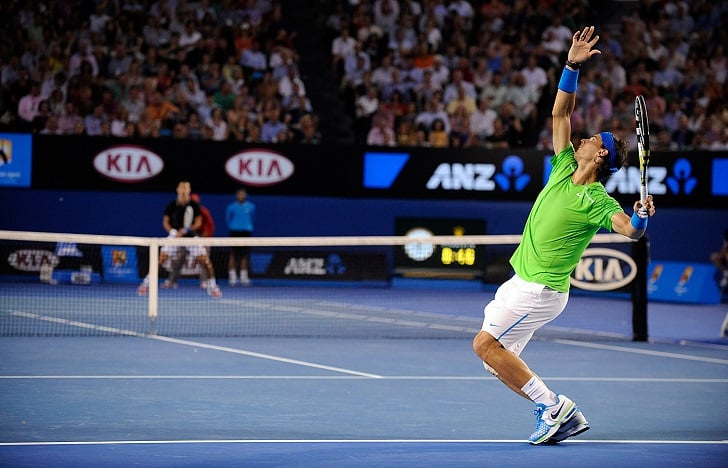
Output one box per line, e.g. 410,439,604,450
600,131,619,173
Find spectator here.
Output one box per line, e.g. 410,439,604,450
278,65,306,98
108,42,133,78
213,80,236,112
446,85,477,117
58,102,83,135
110,108,130,137
260,100,288,143
671,114,695,150
443,69,476,105
69,41,99,78
367,116,396,146
17,80,42,124
483,117,511,149
146,91,180,125
415,96,451,135
331,26,358,79
480,71,509,109
470,96,498,141
240,39,267,82
521,54,549,97
84,104,107,136
295,114,322,144
206,107,229,141
371,54,395,88
427,117,449,148
39,114,61,135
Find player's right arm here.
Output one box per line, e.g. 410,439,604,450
163,215,178,236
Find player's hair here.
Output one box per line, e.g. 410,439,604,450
596,136,628,184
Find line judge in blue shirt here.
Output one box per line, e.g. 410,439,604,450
226,188,256,285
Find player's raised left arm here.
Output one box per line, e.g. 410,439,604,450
611,196,655,239
553,26,601,154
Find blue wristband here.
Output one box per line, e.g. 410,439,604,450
630,212,648,230
558,67,579,93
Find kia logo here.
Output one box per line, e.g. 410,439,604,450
571,248,637,291
93,145,164,182
8,250,59,271
225,149,294,186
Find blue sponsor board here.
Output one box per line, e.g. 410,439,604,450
712,158,728,196
647,261,721,304
0,133,32,187
101,245,139,283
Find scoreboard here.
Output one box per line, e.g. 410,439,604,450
394,217,486,279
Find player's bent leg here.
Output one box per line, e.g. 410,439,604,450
473,331,534,398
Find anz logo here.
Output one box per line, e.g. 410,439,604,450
665,158,697,195
284,254,347,276
494,155,530,191
426,155,529,192
605,158,697,196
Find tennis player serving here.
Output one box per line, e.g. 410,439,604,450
472,25,655,445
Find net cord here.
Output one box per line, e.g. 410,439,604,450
0,230,633,247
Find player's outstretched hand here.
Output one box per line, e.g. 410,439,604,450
568,26,601,64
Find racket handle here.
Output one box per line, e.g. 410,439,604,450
640,185,648,204
638,185,649,218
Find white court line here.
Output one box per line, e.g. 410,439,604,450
553,339,728,365
1,439,726,446
1,376,727,383
9,311,382,379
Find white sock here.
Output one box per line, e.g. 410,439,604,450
240,270,249,281
229,269,237,281
208,277,217,288
521,376,558,406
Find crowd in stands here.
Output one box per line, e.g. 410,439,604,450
0,0,322,144
1,1,726,152
328,0,727,151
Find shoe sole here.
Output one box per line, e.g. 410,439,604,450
545,410,590,444
544,422,590,444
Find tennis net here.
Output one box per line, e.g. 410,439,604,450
0,230,646,340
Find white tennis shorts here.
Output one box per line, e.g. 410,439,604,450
161,244,207,258
481,274,568,356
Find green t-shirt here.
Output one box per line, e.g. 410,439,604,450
510,145,623,292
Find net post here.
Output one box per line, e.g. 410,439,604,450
631,235,649,341
148,239,159,331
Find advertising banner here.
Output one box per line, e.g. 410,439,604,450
647,261,722,304
250,250,388,282
0,133,32,187
25,134,728,208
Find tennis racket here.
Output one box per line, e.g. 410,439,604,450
634,95,650,216
183,205,194,233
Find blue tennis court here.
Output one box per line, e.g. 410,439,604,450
1,283,727,467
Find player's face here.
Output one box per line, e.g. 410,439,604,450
236,190,246,202
177,182,191,202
